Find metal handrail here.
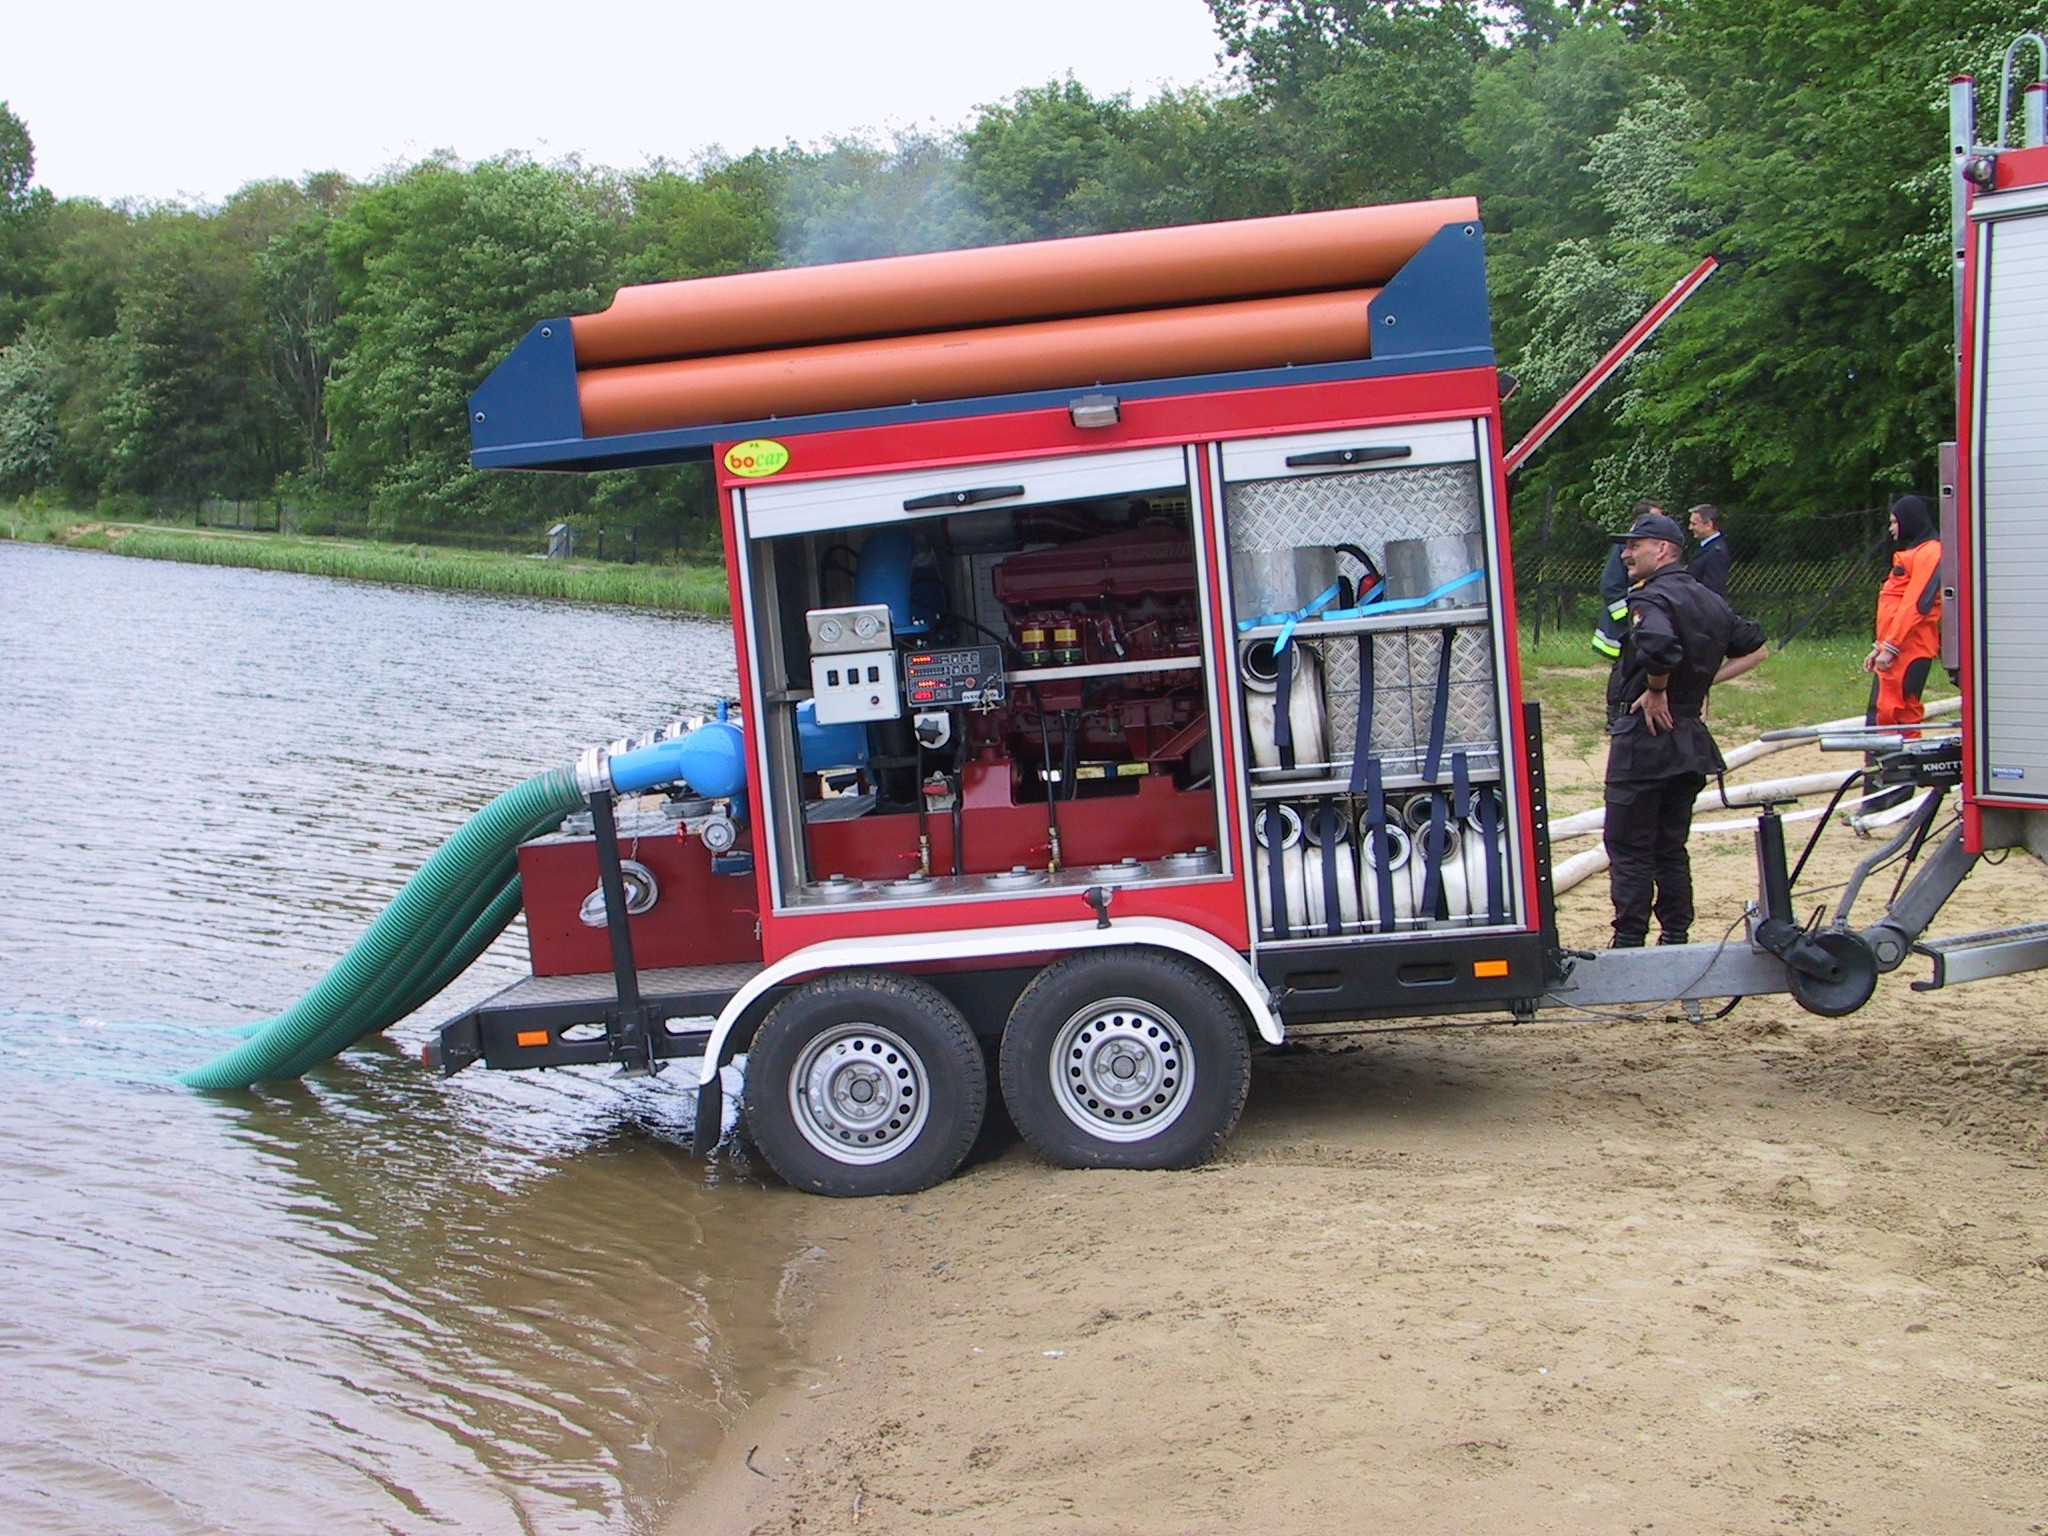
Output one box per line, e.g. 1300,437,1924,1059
1997,32,2048,148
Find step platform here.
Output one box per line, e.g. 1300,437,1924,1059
428,960,767,1075
1911,923,2048,990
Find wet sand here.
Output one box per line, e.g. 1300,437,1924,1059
674,744,2048,1535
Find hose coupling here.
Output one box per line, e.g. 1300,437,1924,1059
574,745,613,798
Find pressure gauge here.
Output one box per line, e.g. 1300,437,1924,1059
807,604,892,656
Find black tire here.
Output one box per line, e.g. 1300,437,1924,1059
742,971,986,1197
998,950,1251,1170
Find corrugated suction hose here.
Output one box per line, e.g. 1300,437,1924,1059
179,765,585,1089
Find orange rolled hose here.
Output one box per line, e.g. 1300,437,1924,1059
577,287,1385,438
571,198,1475,366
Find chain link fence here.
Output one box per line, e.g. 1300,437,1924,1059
1513,501,1893,647
182,499,712,563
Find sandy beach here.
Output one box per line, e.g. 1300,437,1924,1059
673,742,2048,1535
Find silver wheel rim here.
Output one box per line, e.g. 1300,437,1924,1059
788,1022,931,1165
1048,996,1194,1142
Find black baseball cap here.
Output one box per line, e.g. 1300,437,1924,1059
1610,511,1686,545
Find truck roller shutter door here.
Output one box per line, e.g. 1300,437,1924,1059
1975,205,2048,801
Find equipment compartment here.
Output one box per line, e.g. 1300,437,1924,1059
735,448,1233,919
1220,423,1520,944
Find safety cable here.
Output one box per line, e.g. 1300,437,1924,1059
1887,806,1956,906
1538,908,1751,1025
1028,683,1062,864
1786,769,1868,894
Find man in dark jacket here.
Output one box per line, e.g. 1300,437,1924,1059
1592,498,1663,658
1605,510,1769,947
1686,503,1731,596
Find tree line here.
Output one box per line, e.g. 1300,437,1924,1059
0,0,2034,557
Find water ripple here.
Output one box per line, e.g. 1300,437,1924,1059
0,545,802,1535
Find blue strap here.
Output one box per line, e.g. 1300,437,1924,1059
1240,581,1343,648
1273,643,1295,769
1262,807,1291,940
1316,796,1341,938
1347,631,1376,794
1366,759,1396,935
1419,793,1448,920
1238,571,1480,635
1479,783,1505,925
1316,569,1482,623
1423,628,1455,784
1452,753,1473,925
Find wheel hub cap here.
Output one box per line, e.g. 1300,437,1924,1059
1050,998,1194,1142
790,1023,930,1165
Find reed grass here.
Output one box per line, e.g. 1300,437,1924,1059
3,510,730,617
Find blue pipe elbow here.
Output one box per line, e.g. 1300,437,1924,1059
608,720,748,799
856,528,924,635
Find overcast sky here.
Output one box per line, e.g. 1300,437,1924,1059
7,1,1232,206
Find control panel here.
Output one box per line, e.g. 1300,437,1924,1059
904,646,1007,708
807,603,902,725
810,650,902,725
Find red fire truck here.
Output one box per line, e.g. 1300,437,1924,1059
425,42,2048,1196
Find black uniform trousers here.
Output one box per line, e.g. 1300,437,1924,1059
1604,771,1707,947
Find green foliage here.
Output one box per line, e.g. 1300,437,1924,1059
1617,0,2045,521
0,102,53,342
0,8,2035,575
1210,0,1491,208
323,156,622,526
964,79,1131,240
100,215,286,503
623,155,780,281
0,102,33,211
30,198,146,345
0,327,57,491
1071,89,1293,228
257,211,342,481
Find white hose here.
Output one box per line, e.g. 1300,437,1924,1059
1551,786,1929,894
1551,770,1870,840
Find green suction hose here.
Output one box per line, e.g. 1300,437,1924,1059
181,766,586,1089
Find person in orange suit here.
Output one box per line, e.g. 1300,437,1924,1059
1864,493,1941,728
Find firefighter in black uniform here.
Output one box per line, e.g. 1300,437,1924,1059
1604,510,1769,947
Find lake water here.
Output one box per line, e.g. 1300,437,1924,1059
0,543,818,1534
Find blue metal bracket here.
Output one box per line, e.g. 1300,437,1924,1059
1367,219,1492,359
468,320,583,458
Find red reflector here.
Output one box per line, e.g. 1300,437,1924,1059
516,1029,550,1047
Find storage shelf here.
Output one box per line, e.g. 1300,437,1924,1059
1247,763,1503,799
1235,603,1491,642
1006,655,1201,684
1257,915,1519,946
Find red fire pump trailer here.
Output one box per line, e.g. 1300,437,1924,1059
430,63,2048,1194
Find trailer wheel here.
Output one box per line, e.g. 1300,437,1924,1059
999,950,1250,1170
742,971,986,1197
